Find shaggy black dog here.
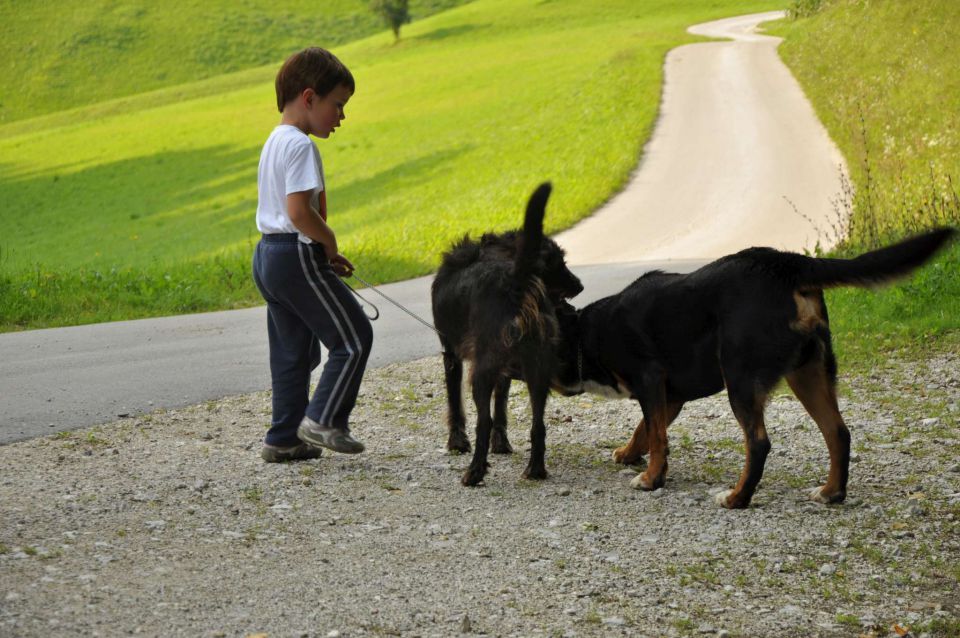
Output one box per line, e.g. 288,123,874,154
432,183,582,485
552,228,955,508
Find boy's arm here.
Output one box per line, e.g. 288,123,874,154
287,190,354,276
287,190,337,257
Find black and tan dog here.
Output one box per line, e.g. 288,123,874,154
432,183,582,485
552,228,955,508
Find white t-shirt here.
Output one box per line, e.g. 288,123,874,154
256,124,325,243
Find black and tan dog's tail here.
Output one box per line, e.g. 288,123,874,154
799,227,956,289
514,182,552,281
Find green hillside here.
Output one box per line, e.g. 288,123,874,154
0,0,470,125
0,0,781,331
771,0,960,363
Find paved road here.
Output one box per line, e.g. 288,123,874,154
1,11,847,443
0,261,703,443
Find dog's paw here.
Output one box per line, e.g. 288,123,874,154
447,435,471,455
629,472,655,491
808,486,846,504
612,446,647,466
713,489,734,508
490,432,513,455
461,466,487,487
631,468,667,491
522,465,549,481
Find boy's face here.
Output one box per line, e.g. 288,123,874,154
307,84,353,139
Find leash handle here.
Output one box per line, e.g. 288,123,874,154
346,271,441,337
345,283,380,321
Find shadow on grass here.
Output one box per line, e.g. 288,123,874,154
0,144,262,269
0,143,475,269
333,144,473,224
412,23,489,42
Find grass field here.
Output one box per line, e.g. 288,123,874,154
0,0,782,331
771,0,960,365
0,0,470,125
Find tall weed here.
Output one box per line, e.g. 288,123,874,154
787,0,823,20
842,105,960,253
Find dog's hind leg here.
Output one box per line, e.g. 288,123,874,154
490,376,514,454
443,350,471,453
785,349,849,504
714,379,773,509
614,403,682,466
462,368,497,486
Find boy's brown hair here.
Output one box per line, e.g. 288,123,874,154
275,47,355,112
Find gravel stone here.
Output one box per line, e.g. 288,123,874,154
0,353,958,636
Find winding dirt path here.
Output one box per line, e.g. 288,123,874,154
555,11,848,264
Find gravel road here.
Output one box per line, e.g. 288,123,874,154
2,351,958,637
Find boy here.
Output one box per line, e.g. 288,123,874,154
253,47,372,462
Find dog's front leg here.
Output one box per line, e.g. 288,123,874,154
490,376,514,454
443,351,471,453
522,382,549,480
633,414,668,491
616,403,683,466
629,396,681,492
613,417,650,465
462,371,496,486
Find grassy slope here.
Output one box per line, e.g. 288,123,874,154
771,0,960,365
0,0,781,331
0,0,470,125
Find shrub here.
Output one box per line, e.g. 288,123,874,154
369,0,410,41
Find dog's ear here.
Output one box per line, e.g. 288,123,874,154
515,182,551,279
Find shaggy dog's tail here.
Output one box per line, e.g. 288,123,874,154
507,182,555,343
798,227,956,289
514,182,551,281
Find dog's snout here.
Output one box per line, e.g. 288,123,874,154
567,273,584,297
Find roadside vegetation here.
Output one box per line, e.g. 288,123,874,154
771,0,960,366
0,0,781,332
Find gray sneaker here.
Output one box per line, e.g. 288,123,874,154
261,442,322,463
297,416,365,454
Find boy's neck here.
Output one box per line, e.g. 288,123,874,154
280,118,308,135
280,105,309,135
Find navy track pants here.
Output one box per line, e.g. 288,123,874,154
252,234,373,446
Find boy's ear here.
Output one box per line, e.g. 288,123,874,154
301,88,316,107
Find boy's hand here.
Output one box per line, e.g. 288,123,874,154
329,253,355,278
